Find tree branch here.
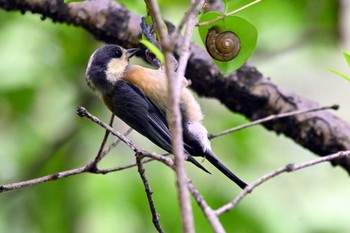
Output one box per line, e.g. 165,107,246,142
1,0,350,173
0,108,173,193
188,181,225,233
144,0,195,232
136,155,164,233
92,114,115,167
215,150,350,215
76,107,175,168
209,104,339,139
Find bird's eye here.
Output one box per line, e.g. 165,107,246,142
115,48,123,58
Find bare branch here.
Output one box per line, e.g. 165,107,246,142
0,156,153,193
0,108,172,193
77,106,138,151
174,0,205,81
92,114,115,166
209,104,339,139
173,0,203,42
77,106,174,168
96,158,154,174
0,166,88,193
136,155,164,233
99,127,133,159
215,150,350,215
188,181,225,233
144,0,195,231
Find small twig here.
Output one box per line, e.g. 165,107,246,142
96,152,168,174
209,104,339,139
97,158,154,174
174,0,205,78
173,0,203,42
92,114,115,166
0,108,174,193
0,165,89,193
77,106,138,151
136,155,164,233
215,150,350,215
188,181,225,233
88,127,134,174
197,0,263,27
98,127,133,160
77,106,174,168
0,157,156,193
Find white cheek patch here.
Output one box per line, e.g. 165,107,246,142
105,58,128,83
186,121,212,152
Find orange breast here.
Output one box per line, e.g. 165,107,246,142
124,65,203,121
124,65,169,111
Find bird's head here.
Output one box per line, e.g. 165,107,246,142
85,44,139,94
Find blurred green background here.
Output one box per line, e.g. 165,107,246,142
1,0,350,232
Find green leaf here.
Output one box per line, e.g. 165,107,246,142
198,12,257,74
328,50,350,82
342,51,350,67
140,39,165,64
328,68,350,82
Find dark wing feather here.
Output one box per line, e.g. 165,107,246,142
104,81,209,172
105,81,172,152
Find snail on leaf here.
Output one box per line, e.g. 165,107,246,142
206,26,241,62
198,13,258,74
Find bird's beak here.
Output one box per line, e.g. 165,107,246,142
127,48,139,58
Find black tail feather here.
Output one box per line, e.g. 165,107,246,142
186,155,211,174
205,150,247,189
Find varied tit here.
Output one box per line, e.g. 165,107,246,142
85,44,247,189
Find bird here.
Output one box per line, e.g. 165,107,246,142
85,44,247,189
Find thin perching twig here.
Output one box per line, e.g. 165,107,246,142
0,108,173,193
215,150,350,215
99,127,133,158
172,0,203,42
92,114,115,165
0,166,89,193
0,155,154,193
174,0,205,79
97,158,154,174
209,104,339,139
76,107,138,151
77,107,174,168
136,155,164,233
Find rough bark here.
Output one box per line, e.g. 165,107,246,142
1,0,350,173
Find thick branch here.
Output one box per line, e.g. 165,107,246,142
1,0,350,173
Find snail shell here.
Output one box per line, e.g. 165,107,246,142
205,26,241,61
